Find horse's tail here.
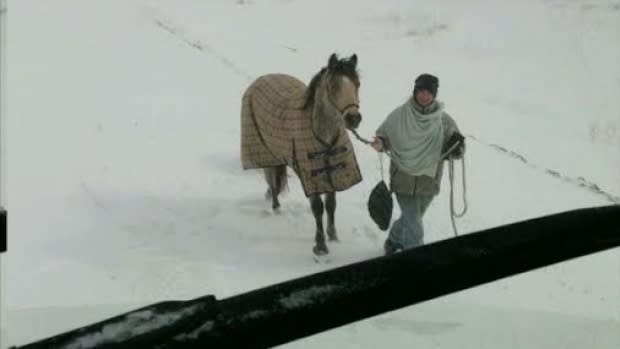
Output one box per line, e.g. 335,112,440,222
241,88,254,169
265,165,288,199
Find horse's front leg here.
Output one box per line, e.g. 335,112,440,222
325,192,338,241
310,194,328,255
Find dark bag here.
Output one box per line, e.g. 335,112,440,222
368,180,393,231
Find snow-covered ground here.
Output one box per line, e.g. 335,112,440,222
2,0,619,347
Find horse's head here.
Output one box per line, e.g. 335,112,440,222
305,53,362,131
324,53,362,130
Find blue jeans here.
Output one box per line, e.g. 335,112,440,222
387,193,434,249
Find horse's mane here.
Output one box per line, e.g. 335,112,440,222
302,57,359,110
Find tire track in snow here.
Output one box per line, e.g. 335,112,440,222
467,135,620,204
154,18,256,83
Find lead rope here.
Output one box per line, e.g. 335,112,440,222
351,129,394,183
448,155,468,236
379,150,385,182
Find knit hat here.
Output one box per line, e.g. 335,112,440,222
414,73,439,98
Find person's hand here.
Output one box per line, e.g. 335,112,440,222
448,133,465,159
371,137,385,152
450,143,464,159
446,132,465,149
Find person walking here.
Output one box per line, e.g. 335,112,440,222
371,73,465,255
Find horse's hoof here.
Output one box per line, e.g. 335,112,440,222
313,245,329,256
328,235,339,242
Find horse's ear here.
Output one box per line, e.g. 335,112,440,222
328,53,338,69
350,54,358,67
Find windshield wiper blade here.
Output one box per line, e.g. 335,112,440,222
11,205,620,349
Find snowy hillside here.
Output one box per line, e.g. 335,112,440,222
3,0,619,347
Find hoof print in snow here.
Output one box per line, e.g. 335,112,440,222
313,254,331,264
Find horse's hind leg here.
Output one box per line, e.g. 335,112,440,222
264,168,280,210
264,165,287,211
325,192,338,241
310,194,328,255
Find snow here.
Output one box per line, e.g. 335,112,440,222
61,304,201,349
2,0,619,348
279,285,344,308
173,320,214,342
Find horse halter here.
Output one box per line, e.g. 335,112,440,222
338,102,361,115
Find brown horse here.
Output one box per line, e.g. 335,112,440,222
241,53,363,256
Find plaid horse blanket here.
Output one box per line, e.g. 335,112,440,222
241,74,362,197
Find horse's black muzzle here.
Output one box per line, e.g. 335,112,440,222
345,112,362,130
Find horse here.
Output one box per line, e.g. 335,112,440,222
241,53,363,256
